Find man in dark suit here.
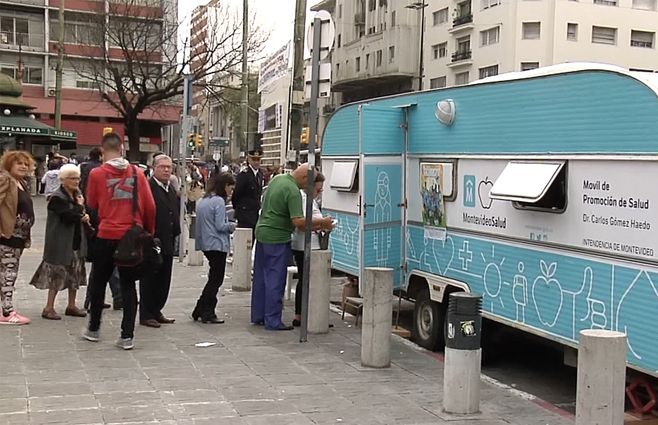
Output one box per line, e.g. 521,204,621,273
139,154,181,328
231,150,264,237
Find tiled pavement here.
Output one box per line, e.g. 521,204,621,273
0,197,574,424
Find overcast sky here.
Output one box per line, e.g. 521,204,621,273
178,0,323,61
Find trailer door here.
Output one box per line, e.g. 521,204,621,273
359,105,405,289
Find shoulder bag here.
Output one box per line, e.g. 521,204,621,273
113,166,163,269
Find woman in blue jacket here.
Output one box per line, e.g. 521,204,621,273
192,172,236,323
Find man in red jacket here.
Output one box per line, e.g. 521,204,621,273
83,132,155,350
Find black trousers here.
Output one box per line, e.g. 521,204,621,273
194,251,227,318
139,253,174,321
293,249,305,316
87,238,139,339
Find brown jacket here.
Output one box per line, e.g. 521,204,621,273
0,172,19,239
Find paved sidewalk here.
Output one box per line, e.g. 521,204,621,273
0,197,574,425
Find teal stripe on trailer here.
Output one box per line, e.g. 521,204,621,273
325,210,360,276
322,70,658,156
405,225,658,376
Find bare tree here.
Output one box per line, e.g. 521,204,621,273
65,0,265,160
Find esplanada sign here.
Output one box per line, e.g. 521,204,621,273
0,125,48,136
0,125,76,139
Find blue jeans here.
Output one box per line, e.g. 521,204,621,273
250,241,291,329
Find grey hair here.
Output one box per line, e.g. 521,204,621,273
58,164,81,181
152,154,172,167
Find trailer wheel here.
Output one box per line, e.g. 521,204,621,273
412,287,445,351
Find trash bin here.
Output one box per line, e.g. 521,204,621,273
445,292,482,351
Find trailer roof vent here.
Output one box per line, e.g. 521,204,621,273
435,99,456,126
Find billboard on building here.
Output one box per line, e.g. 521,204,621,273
258,42,291,93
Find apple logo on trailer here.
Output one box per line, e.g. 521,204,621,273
478,177,494,209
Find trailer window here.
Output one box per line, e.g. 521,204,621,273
490,161,567,212
330,160,359,192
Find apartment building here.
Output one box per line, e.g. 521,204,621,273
424,0,658,88
0,0,179,158
314,0,424,104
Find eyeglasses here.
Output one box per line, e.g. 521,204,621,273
65,177,81,180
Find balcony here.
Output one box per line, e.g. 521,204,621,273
448,50,473,67
449,14,474,33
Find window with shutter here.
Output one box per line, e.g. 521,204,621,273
592,26,617,45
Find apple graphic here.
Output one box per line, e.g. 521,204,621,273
532,260,563,328
478,177,494,209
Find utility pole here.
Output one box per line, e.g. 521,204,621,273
290,0,306,164
54,0,65,129
240,0,249,152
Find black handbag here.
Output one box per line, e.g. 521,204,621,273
113,166,162,269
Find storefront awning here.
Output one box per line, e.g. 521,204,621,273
0,116,77,141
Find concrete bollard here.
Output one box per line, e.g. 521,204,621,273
231,228,252,292
575,329,627,425
443,292,483,415
308,250,332,334
361,267,393,368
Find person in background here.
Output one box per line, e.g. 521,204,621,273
42,159,62,198
81,147,122,311
69,153,79,165
290,172,327,327
250,164,334,330
139,154,180,328
192,172,236,324
83,132,155,350
29,164,89,320
0,150,36,325
35,157,46,194
232,150,263,239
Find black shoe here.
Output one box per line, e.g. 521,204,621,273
113,300,123,310
266,324,294,331
200,317,225,324
292,319,301,327
191,308,200,321
102,303,111,309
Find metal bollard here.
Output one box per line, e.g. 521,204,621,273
187,214,204,266
361,267,393,368
231,228,252,292
575,329,626,425
443,292,482,415
307,250,332,334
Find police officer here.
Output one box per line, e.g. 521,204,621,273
231,150,264,237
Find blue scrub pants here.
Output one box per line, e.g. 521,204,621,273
250,241,290,329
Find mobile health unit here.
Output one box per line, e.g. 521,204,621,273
321,63,658,377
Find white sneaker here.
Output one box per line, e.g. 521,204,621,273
115,338,134,350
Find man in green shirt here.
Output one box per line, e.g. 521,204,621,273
251,164,333,330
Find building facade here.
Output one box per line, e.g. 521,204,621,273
0,0,180,159
315,0,658,105
423,0,658,88
316,0,424,104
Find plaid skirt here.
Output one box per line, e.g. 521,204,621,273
29,251,87,291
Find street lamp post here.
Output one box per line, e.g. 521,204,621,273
406,2,428,91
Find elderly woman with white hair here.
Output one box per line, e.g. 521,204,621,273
29,164,90,320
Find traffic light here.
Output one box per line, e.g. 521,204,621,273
300,127,309,147
195,134,203,148
187,133,195,149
